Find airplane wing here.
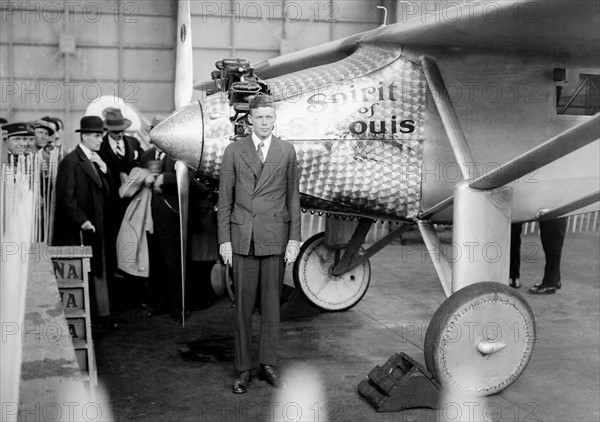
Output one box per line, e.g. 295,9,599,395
192,0,599,89
361,0,599,64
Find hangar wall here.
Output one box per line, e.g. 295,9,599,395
0,0,388,151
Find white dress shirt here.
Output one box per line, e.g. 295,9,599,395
251,132,271,161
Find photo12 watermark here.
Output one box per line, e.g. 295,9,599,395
1,81,140,105
1,1,140,24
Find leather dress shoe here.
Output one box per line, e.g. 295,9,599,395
232,370,251,394
259,364,286,389
528,284,557,295
509,278,521,289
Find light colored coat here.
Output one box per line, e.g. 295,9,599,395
116,168,154,277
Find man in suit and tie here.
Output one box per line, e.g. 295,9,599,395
99,108,143,189
218,95,302,394
98,108,144,307
53,116,113,320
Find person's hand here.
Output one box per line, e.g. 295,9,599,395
284,240,301,263
81,220,95,233
220,242,232,265
153,173,164,194
144,173,156,186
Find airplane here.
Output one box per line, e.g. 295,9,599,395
149,0,600,398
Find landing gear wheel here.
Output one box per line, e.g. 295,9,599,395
424,282,536,396
293,232,371,312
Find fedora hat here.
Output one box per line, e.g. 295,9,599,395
144,115,167,133
75,116,106,133
210,263,235,303
33,119,55,136
103,108,132,131
3,122,34,138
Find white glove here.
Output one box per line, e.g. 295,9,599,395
220,242,232,265
284,240,301,263
81,220,95,233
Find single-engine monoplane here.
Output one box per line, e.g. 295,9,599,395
150,0,600,396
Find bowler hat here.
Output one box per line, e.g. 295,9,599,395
3,122,34,138
75,116,106,133
33,119,55,136
103,108,132,131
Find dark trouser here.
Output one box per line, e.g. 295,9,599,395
540,218,568,286
151,202,182,315
510,223,523,279
187,260,217,308
509,219,568,286
232,253,285,372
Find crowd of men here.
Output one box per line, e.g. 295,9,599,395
1,110,219,328
1,116,64,166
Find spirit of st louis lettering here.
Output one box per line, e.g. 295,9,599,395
305,81,417,136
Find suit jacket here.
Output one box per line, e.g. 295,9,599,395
52,145,112,276
140,148,179,214
98,134,143,192
217,135,301,256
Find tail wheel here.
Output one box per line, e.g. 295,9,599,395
293,232,371,312
424,282,536,396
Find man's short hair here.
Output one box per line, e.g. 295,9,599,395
249,94,274,112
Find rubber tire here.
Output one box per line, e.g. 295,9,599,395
292,232,371,312
424,281,536,396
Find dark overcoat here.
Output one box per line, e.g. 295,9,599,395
53,145,112,276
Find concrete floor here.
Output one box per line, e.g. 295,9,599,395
95,231,599,422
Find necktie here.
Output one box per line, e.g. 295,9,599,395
115,141,124,158
257,141,265,163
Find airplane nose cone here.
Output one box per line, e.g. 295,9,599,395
150,102,203,170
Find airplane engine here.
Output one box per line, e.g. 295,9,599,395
151,44,427,222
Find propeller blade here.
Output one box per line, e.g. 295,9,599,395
174,0,193,109
175,160,190,327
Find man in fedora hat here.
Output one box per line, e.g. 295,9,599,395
98,108,144,304
99,107,143,193
53,116,114,321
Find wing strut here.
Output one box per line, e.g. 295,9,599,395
538,190,600,221
420,57,480,181
469,114,600,191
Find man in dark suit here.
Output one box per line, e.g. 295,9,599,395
53,116,113,318
98,108,144,307
218,95,302,394
98,108,143,191
98,107,143,227
139,117,183,321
